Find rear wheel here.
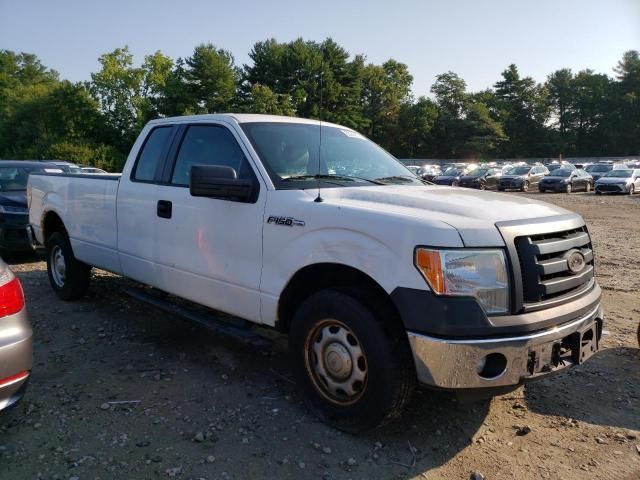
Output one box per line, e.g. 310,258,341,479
289,289,415,432
46,231,91,300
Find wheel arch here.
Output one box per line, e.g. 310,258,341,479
41,210,66,246
276,262,404,336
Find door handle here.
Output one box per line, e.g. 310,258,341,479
157,200,172,219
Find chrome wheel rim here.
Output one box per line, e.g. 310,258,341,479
50,245,66,287
305,319,368,405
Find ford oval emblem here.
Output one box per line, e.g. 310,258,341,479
566,250,586,274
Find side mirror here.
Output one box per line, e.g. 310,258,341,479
189,165,258,203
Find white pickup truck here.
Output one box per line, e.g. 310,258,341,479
28,114,603,431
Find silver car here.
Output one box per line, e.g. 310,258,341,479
0,258,32,410
595,169,640,194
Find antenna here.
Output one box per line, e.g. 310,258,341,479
314,57,324,203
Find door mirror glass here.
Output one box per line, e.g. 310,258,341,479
189,165,257,203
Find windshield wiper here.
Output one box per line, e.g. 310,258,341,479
374,175,423,185
282,174,384,185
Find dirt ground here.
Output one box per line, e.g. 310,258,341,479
1,191,639,480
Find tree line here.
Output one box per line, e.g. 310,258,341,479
0,38,638,171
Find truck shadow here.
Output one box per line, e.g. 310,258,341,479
2,251,42,265
524,346,640,431
359,390,490,476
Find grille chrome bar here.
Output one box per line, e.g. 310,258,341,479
530,231,590,255
495,215,595,313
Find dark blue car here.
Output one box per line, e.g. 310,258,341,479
0,161,62,254
432,167,464,186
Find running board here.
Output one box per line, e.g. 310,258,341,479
123,287,272,349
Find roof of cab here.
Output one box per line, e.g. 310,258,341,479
147,113,348,130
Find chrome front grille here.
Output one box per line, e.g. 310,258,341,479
514,227,594,304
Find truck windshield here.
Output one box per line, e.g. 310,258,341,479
240,122,423,188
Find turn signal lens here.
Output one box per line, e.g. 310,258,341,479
415,249,445,294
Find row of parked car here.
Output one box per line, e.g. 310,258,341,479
407,161,640,195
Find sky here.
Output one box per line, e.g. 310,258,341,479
1,0,639,97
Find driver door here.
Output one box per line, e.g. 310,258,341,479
153,122,267,324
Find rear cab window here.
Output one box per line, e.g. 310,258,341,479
132,126,174,182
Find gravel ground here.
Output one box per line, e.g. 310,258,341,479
1,191,639,480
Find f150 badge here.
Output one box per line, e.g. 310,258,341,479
267,216,305,227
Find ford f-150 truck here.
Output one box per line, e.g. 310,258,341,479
28,114,603,431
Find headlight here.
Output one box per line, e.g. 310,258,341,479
0,205,28,214
415,248,510,314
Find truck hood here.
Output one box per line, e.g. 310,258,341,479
310,185,573,246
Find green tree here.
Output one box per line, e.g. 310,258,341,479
89,46,144,146
361,60,413,146
547,68,574,152
395,96,439,157
494,64,550,157
184,43,237,113
611,50,640,154
240,84,295,115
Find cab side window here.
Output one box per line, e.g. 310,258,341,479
171,125,252,186
133,127,173,182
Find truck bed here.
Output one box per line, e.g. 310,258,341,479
29,173,122,274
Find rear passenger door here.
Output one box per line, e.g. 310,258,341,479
117,125,175,286
153,122,266,324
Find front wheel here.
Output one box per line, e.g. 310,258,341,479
289,289,415,432
566,183,572,194
522,181,529,192
46,231,91,300
629,185,635,195
585,182,591,193
451,180,459,187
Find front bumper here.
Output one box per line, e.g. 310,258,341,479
595,183,627,193
407,301,603,390
0,307,33,411
498,181,524,190
539,182,568,191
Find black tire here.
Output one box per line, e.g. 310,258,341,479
595,190,602,195
46,231,91,301
539,188,546,193
497,186,505,191
566,183,572,194
522,181,529,192
289,289,415,432
479,182,486,191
